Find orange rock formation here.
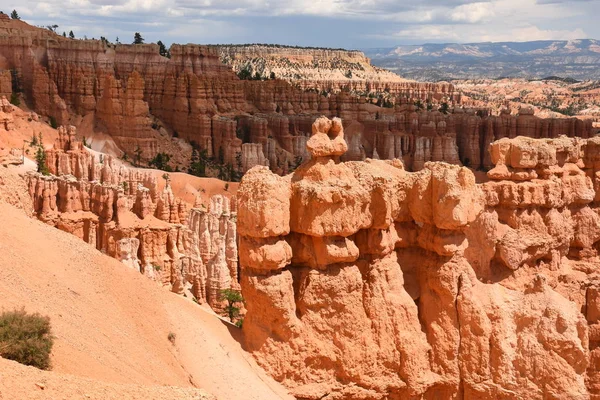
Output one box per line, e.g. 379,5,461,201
238,116,600,399
0,19,593,175
27,127,238,307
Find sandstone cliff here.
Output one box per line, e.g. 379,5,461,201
237,116,600,399
0,19,594,178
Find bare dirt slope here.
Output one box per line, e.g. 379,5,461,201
0,185,291,400
0,357,214,400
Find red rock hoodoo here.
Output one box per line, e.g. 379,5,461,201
238,116,600,399
27,127,238,308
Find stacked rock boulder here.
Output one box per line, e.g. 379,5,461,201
238,117,596,399
27,126,238,307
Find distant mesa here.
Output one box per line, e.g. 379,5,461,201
366,39,600,80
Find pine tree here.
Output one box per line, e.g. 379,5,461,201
157,40,168,57
237,66,252,80
188,149,207,177
68,30,74,39
133,32,144,45
10,10,20,20
149,152,172,171
218,289,244,322
35,137,49,175
188,148,199,174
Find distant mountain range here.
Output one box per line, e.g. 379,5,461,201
364,39,600,81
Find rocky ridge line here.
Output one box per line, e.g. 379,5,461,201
1,18,593,177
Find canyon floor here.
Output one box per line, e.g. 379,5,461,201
0,170,290,399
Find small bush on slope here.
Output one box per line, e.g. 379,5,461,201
0,309,54,370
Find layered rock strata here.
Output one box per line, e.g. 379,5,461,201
217,45,457,101
27,127,238,307
0,19,593,175
237,116,600,399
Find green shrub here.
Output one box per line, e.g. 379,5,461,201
0,309,54,370
149,153,172,171
237,66,252,80
219,289,244,321
49,116,58,129
167,332,176,344
439,102,449,114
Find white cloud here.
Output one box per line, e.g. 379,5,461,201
164,18,245,40
386,26,462,41
450,2,492,23
499,26,587,41
384,23,587,43
379,0,590,43
4,0,598,47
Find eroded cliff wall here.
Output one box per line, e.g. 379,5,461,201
237,116,600,399
1,19,593,177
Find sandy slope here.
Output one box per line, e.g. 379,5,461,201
0,357,214,400
0,197,291,400
0,102,59,153
151,171,239,206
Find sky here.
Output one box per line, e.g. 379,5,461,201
2,0,598,49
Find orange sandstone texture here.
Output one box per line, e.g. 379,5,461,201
238,116,598,399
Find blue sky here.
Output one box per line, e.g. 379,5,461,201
2,0,598,48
